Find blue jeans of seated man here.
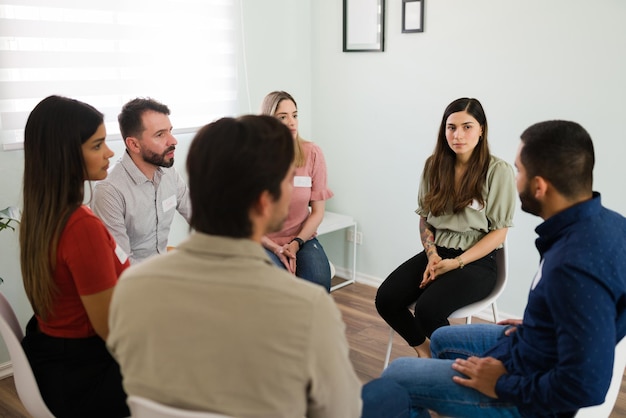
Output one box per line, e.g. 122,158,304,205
361,377,411,418
377,324,522,418
265,237,331,292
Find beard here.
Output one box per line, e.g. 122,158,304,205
141,146,175,168
519,183,542,217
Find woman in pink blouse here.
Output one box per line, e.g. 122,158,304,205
260,91,334,291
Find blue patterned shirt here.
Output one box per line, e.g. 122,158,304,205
488,193,626,417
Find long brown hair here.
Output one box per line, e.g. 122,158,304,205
260,91,305,167
422,98,491,216
20,96,104,319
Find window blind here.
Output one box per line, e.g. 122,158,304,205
0,0,237,150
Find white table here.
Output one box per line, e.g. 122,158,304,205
317,211,357,292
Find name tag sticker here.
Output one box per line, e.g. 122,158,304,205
468,198,484,211
162,194,177,212
115,243,128,265
531,259,544,290
294,176,312,187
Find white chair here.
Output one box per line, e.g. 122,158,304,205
575,336,626,418
0,292,55,418
127,395,233,418
383,241,508,369
329,260,336,280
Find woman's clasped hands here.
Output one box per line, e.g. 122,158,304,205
419,254,461,288
274,241,299,273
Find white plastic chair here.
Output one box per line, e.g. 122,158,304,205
575,336,626,417
383,241,508,369
329,260,336,280
0,292,55,418
127,395,233,418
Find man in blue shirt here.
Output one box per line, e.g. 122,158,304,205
370,120,626,417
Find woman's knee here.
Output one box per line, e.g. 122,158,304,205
374,282,399,316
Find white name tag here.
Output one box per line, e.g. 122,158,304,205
114,243,128,265
294,176,312,187
531,259,544,290
162,194,177,212
468,198,484,211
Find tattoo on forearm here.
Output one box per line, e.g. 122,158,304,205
420,219,436,256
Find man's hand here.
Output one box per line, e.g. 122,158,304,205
451,356,507,398
497,318,523,336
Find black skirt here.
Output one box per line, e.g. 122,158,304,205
21,316,129,418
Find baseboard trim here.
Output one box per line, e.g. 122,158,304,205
0,361,13,379
334,266,517,322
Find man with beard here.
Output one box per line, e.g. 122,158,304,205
367,120,626,417
92,97,191,264
107,116,362,417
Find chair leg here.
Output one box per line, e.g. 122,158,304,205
491,301,499,323
383,327,394,370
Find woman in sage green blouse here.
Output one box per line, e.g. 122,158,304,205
375,97,516,358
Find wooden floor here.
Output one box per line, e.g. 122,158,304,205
1,281,625,417
0,374,28,417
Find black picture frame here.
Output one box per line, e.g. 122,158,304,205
343,0,385,52
402,0,424,33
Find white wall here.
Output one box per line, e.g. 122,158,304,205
0,149,28,367
1,0,625,364
236,0,313,121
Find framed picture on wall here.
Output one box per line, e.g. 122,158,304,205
402,0,424,33
343,0,385,52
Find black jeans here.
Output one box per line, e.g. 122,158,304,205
375,247,497,346
21,316,129,418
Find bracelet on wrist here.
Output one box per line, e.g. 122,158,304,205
455,256,465,269
290,237,305,249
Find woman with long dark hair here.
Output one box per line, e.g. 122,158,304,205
376,98,516,358
20,95,130,417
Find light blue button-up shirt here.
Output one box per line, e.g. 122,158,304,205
91,151,191,264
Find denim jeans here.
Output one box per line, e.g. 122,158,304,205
361,377,411,418
372,324,522,418
265,237,331,292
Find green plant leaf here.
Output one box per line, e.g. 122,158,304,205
0,206,21,232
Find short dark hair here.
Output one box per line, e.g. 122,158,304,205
186,115,295,237
520,120,594,198
118,97,170,140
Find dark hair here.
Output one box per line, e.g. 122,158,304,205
118,97,170,140
21,95,104,319
520,120,594,198
186,115,295,237
423,97,491,215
